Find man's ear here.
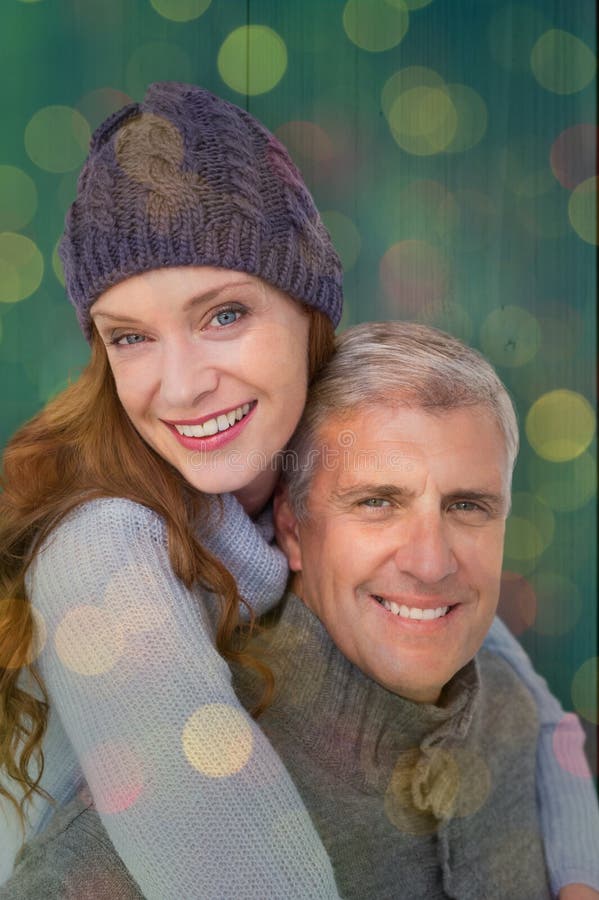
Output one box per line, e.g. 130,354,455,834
273,485,303,572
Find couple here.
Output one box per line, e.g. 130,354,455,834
0,82,597,898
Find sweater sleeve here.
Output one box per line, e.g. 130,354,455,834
26,498,339,900
483,616,599,896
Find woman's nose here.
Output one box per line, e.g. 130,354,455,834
158,339,219,409
392,512,458,585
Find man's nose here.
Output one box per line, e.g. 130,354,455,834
392,511,458,584
158,337,219,409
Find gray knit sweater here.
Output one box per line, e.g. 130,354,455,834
231,593,551,899
1,498,597,897
3,591,551,899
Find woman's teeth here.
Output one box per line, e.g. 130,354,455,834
174,403,250,438
374,596,449,620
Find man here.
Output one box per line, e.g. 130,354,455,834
3,323,598,898
238,321,599,899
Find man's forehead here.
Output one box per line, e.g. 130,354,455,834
310,402,510,498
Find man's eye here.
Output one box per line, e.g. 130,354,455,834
209,305,247,328
449,501,489,520
360,498,391,509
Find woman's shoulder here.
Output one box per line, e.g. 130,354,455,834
26,498,171,604
40,497,167,556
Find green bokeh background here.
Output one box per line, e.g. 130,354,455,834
1,0,597,773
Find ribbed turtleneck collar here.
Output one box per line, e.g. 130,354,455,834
239,593,481,798
197,493,289,616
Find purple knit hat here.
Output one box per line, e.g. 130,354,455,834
59,82,343,343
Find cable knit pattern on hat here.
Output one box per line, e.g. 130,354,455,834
59,82,343,342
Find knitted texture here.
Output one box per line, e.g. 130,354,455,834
233,595,551,900
58,82,343,342
1,501,598,894
1,498,339,899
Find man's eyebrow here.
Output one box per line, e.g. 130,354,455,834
331,483,415,504
444,489,507,509
92,280,255,324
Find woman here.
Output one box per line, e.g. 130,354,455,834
0,82,596,899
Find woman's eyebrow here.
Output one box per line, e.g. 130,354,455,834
92,280,256,324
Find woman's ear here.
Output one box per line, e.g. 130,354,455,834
273,486,303,573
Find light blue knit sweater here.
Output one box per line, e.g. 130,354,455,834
1,496,597,898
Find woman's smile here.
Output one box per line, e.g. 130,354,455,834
91,266,310,512
163,400,257,450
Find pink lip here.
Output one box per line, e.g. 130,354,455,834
165,402,256,451
161,401,254,427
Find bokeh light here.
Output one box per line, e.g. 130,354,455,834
480,305,540,368
388,86,457,156
552,713,593,778
571,657,598,725
321,211,361,271
503,492,555,562
550,124,597,190
384,748,436,835
126,42,193,99
531,30,596,95
526,390,596,462
218,26,287,96
528,451,597,513
499,137,554,198
497,571,537,636
149,0,211,22
0,166,37,231
443,84,488,153
530,571,583,636
76,87,133,132
24,106,90,174
488,4,551,72
382,67,445,119
380,239,449,318
275,121,335,164
54,606,125,676
182,704,253,776
447,749,491,819
0,233,44,304
342,0,409,53
52,239,65,287
568,176,598,245
82,740,144,813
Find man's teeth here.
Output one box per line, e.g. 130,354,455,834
174,403,251,438
375,597,449,620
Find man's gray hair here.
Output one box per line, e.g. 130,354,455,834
284,321,519,520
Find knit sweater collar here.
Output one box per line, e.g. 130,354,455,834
197,492,289,615
249,593,481,790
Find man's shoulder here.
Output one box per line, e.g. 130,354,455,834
476,647,539,734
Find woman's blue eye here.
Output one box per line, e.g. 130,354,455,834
113,333,145,346
212,308,241,327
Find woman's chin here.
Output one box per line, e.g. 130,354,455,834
181,462,279,516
